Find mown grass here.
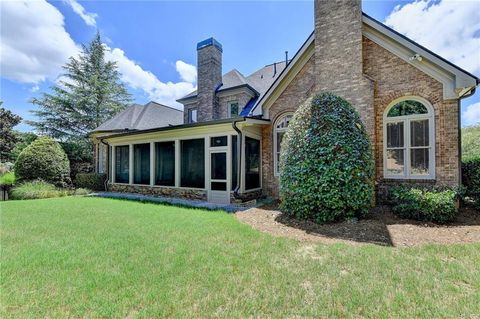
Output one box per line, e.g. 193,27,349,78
1,197,479,318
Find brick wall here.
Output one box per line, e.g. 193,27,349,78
216,92,253,119
363,37,459,187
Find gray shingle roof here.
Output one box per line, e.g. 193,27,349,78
178,62,287,102
92,101,183,132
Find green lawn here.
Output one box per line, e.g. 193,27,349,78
1,197,479,318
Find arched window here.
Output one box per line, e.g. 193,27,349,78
384,97,435,179
274,114,293,176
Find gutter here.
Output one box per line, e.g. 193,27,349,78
232,119,243,199
457,87,477,186
99,137,110,192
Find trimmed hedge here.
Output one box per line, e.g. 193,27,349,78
75,173,106,191
389,186,458,223
279,93,375,223
462,156,480,208
14,137,70,187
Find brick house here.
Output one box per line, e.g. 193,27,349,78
90,0,478,204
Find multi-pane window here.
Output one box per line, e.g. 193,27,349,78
228,101,239,117
274,114,293,175
384,99,434,179
133,143,150,185
155,141,175,186
188,108,198,123
115,145,129,183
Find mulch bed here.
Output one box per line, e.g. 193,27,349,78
236,205,480,247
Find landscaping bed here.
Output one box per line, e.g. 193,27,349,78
236,205,480,246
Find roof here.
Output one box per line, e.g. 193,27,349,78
92,101,183,133
177,62,287,109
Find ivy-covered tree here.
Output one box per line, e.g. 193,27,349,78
0,103,22,162
28,32,131,139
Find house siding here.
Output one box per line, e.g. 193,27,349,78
261,37,460,199
363,37,460,195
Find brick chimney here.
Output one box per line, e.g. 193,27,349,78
196,38,223,122
314,0,374,140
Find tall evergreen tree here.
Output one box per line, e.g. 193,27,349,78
28,32,131,139
0,102,22,162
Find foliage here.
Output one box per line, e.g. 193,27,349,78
14,137,71,186
389,186,458,223
28,33,131,139
0,172,16,186
60,138,94,179
73,188,91,196
0,162,14,175
2,197,479,318
462,124,480,161
0,103,22,162
279,93,375,223
9,131,38,162
10,180,69,200
74,173,106,191
462,156,480,208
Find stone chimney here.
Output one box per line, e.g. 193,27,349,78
314,0,374,140
196,37,223,122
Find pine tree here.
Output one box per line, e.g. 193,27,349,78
28,32,132,139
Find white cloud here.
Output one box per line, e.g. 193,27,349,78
0,0,79,83
105,47,196,108
63,0,97,27
176,60,197,83
30,85,40,93
463,102,480,127
385,0,480,75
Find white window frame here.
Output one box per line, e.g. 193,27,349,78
188,108,198,123
273,113,293,177
227,101,240,118
383,96,435,180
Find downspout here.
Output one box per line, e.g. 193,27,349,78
232,120,243,199
100,137,110,192
457,86,477,186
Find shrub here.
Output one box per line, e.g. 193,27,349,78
389,186,458,223
73,188,91,196
0,172,16,186
279,93,375,223
10,180,69,200
14,137,71,187
462,156,480,208
74,173,106,191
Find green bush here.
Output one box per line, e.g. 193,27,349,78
0,172,16,186
10,180,69,200
462,156,480,208
74,173,106,191
14,137,71,187
389,186,458,223
279,93,375,223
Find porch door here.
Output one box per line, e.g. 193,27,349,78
208,150,230,204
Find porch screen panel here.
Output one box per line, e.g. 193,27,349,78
245,137,260,190
231,135,238,191
115,145,129,183
155,141,175,186
181,138,205,188
133,143,150,185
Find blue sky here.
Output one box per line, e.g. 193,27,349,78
1,0,479,132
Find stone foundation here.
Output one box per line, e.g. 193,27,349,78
108,183,207,201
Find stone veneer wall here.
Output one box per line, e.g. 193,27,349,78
108,184,208,201
216,92,253,120
363,38,460,188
